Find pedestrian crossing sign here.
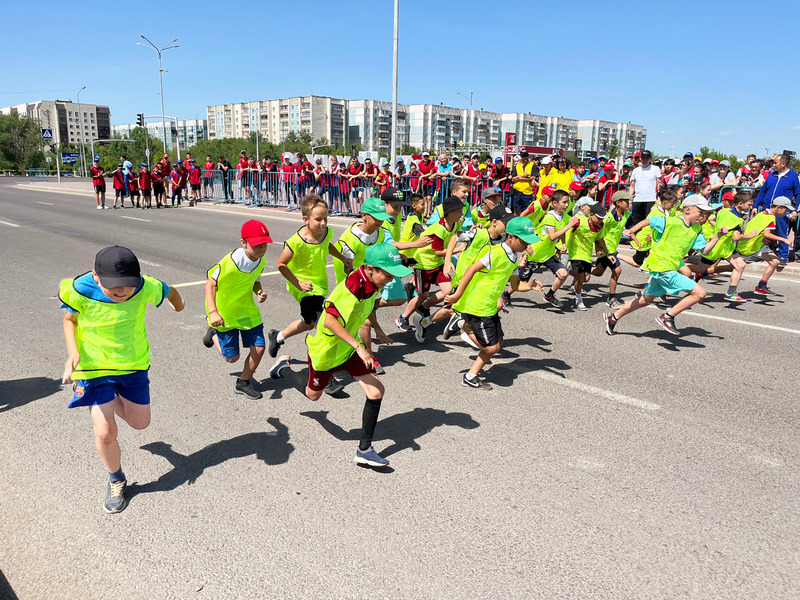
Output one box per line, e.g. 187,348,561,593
41,129,54,140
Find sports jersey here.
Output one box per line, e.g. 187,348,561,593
737,212,776,256
205,250,266,331
400,213,424,259
513,162,536,195
566,214,604,262
527,211,566,262
633,205,669,251
415,218,458,270
139,170,152,190
602,209,630,255
333,223,385,284
453,243,518,317
451,227,503,288
702,207,744,261
90,166,105,187
645,216,707,273
284,226,333,302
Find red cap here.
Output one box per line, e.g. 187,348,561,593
542,185,556,195
569,182,583,191
710,159,720,164
603,164,614,170
634,152,642,158
163,153,169,158
241,219,273,245
721,192,735,201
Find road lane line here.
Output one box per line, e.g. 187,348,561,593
534,371,661,411
170,264,334,289
683,311,800,335
36,201,55,206
121,215,151,222
139,259,161,267
0,219,20,228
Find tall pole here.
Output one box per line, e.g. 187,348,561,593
138,36,179,157
76,86,86,177
390,0,399,170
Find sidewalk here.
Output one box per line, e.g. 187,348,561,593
15,180,800,281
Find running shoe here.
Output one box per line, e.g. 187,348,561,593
575,295,587,311
410,312,427,343
354,446,389,467
202,326,217,348
603,312,617,336
373,357,385,375
543,292,563,308
267,328,282,358
235,378,262,399
104,480,128,514
324,374,345,396
724,293,747,303
269,355,291,379
442,313,462,341
460,330,480,350
753,286,770,295
501,290,512,306
395,315,413,332
462,373,492,391
656,313,679,335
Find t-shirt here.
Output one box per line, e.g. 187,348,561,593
61,273,169,314
630,165,660,203
90,166,105,187
209,248,261,280
709,172,736,185
338,224,380,260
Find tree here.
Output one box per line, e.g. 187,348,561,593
697,146,744,173
298,131,313,145
0,113,43,169
398,144,421,156
607,139,621,159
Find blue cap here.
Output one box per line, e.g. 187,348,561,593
494,157,503,163
140,163,147,167
684,151,694,158
176,160,183,164
117,163,122,167
93,155,100,162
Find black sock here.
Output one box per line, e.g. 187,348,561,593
359,397,382,451
726,285,737,295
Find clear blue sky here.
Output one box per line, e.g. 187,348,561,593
2,0,798,158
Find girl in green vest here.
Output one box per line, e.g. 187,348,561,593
605,195,726,337
60,246,184,514
444,218,542,391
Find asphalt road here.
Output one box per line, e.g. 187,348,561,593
1,180,799,599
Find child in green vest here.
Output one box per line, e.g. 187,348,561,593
60,246,184,513
444,218,542,390
470,187,503,229
277,243,412,467
268,195,353,360
620,189,678,269
692,191,759,303
505,190,578,308
331,196,391,285
566,200,611,311
203,219,272,400
737,197,792,295
591,190,631,308
604,195,726,337
397,196,465,341
399,193,426,259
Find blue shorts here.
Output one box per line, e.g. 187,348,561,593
216,324,265,359
644,271,697,297
511,191,532,213
381,276,407,301
69,370,150,408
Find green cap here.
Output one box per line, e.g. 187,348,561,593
505,217,541,244
623,159,633,167
364,243,412,277
361,196,392,221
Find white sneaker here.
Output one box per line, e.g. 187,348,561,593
575,294,587,311
96,205,103,210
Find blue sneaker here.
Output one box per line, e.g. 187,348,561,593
269,355,291,379
354,446,389,467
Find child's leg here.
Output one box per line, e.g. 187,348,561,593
550,267,569,293
760,255,779,283
401,290,428,319
112,395,151,430
354,373,385,451
574,272,586,294
609,265,622,295
90,402,122,474
668,283,706,316
431,306,454,324
613,292,655,319
467,340,501,378
280,318,315,341
241,345,265,381
359,321,373,355
421,281,451,310
727,256,746,292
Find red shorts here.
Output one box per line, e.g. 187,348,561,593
306,351,375,392
414,265,451,295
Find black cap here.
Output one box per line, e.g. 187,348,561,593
94,246,141,288
519,148,529,156
489,205,513,223
380,187,409,205
441,195,465,216
641,149,652,157
589,203,609,219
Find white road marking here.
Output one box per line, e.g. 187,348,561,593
683,311,800,335
139,259,161,267
534,371,661,411
36,201,55,206
121,215,151,222
171,264,334,289
0,219,20,228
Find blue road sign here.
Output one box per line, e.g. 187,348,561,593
61,152,80,165
41,128,54,140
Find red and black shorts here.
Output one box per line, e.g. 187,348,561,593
306,351,376,392
414,265,451,295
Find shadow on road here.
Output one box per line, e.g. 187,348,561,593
300,407,479,458
0,377,62,413
615,326,723,351
0,569,19,600
128,417,293,499
483,357,572,388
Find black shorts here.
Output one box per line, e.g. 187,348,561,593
526,255,563,278
570,259,592,274
142,189,151,197
204,177,214,186
130,191,139,198
191,183,201,191
115,188,125,198
631,250,649,266
597,254,621,270
94,184,106,193
700,256,715,265
153,184,165,195
462,312,503,347
299,295,325,326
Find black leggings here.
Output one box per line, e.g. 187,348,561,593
360,397,382,451
629,201,655,228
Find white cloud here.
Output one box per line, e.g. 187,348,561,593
791,125,800,130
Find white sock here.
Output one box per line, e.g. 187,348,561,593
576,293,583,301
276,332,285,343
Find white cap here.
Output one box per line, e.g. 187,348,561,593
772,196,793,209
422,151,430,157
541,156,553,165
683,194,713,211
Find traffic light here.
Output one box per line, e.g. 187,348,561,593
136,113,144,127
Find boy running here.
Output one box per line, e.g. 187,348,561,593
736,196,792,295
203,220,272,399
592,190,631,308
444,218,542,390
604,195,726,337
268,195,352,358
60,246,184,513
566,201,611,311
471,187,504,229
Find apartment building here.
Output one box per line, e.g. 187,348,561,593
111,119,207,151
0,100,111,149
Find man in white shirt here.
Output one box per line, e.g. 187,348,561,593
628,150,662,225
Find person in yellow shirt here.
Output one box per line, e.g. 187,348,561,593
536,156,557,200
550,156,575,192
510,148,537,215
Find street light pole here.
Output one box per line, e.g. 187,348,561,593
76,86,87,177
137,35,179,156
390,0,399,171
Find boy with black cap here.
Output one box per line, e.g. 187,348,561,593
203,220,273,399
60,246,185,513
397,195,465,340
444,217,543,390
276,244,413,467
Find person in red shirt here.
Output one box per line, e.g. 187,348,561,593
417,152,437,216
110,163,126,209
204,155,215,199
128,172,140,208
160,154,172,196
597,163,620,207
262,155,278,203
346,156,365,215
170,163,186,207
188,159,203,206
294,153,314,199
151,164,165,208
281,155,298,206
90,157,107,209
139,163,153,209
